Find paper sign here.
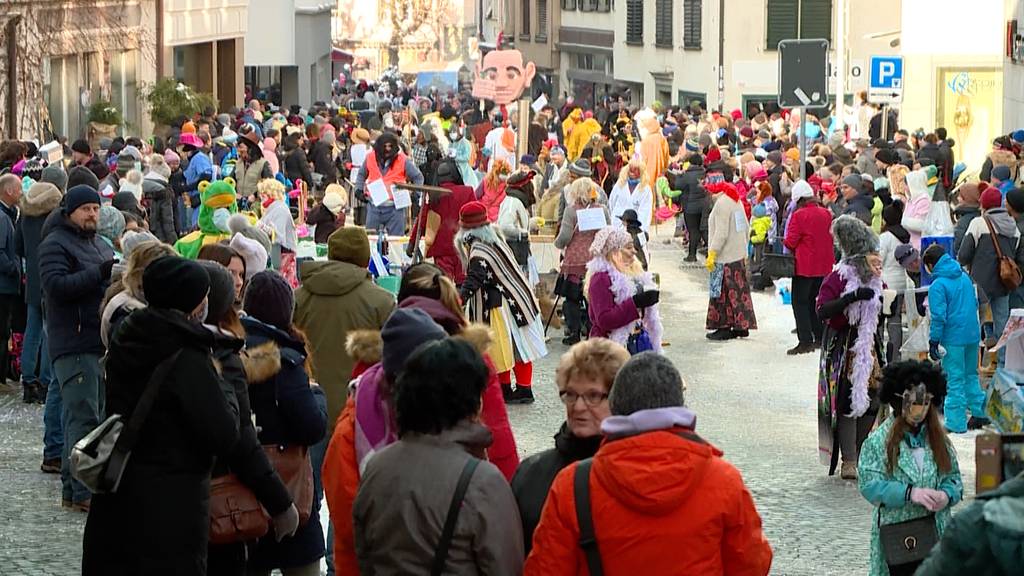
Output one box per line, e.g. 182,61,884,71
734,211,746,233
531,93,548,113
637,232,647,247
367,179,390,206
39,141,62,164
392,187,412,209
577,207,607,232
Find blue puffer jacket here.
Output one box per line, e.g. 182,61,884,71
928,253,981,346
38,214,114,361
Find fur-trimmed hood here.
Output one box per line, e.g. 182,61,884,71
342,322,493,368
21,181,62,217
242,341,281,384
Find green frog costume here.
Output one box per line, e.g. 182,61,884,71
174,178,238,259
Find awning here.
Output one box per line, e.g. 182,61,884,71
332,48,355,63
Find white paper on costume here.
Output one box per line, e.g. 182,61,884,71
367,179,390,206
392,187,412,209
734,211,746,233
531,94,548,113
101,184,114,198
577,207,607,231
637,232,647,247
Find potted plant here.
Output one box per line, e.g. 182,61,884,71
87,101,123,148
144,78,218,138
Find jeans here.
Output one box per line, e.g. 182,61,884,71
55,353,104,503
991,295,1010,366
365,204,406,236
21,303,51,386
792,276,824,344
942,344,986,432
43,375,63,461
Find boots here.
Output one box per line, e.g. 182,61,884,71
562,332,581,346
840,460,858,480
21,382,35,404
507,386,535,405
501,383,513,403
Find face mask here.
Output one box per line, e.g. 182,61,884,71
901,383,933,426
191,297,210,324
627,177,640,187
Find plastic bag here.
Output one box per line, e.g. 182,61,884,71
901,316,931,355
985,368,1024,433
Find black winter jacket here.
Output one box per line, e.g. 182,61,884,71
17,182,62,306
38,214,114,360
510,424,602,555
284,147,314,188
310,141,338,186
82,308,240,576
675,165,708,214
307,203,340,244
143,175,179,245
241,317,328,570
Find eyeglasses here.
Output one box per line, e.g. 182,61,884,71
559,390,609,407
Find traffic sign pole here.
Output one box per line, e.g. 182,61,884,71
799,109,807,180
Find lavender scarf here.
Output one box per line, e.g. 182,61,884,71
836,262,883,418
587,257,663,352
353,363,397,473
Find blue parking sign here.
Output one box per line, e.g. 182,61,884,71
868,56,903,103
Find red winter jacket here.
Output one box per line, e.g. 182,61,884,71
784,201,835,277
524,427,773,576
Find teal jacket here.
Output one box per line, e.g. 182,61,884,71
928,253,981,346
917,473,1024,576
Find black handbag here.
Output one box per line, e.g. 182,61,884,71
762,252,795,278
878,512,937,573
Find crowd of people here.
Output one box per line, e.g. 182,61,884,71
1,74,1023,575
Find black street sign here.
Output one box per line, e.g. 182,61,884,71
778,39,830,108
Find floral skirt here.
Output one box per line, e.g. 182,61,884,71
706,260,758,331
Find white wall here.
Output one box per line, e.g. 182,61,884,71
1005,0,1024,132
164,0,249,45
245,0,296,66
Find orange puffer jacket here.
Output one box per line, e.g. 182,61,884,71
524,427,773,576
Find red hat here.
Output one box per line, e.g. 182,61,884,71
731,109,743,120
459,201,489,229
704,146,722,165
583,110,594,120
981,186,1003,211
740,126,754,138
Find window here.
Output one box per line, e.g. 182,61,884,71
537,0,548,38
596,0,610,11
678,90,707,111
766,0,832,50
683,0,702,49
655,0,673,48
521,0,530,38
626,0,643,45
561,0,575,11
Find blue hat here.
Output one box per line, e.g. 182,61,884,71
993,165,1012,182
1013,130,1024,144
685,138,699,152
752,204,767,218
64,184,101,215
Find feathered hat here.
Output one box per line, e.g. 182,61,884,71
831,215,878,259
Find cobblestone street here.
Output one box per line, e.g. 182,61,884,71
0,242,980,576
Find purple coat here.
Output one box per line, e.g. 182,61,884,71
588,270,640,338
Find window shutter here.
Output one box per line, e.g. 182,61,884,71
626,0,644,44
799,0,832,42
683,0,701,49
561,0,575,11
655,0,673,47
766,0,798,50
537,0,548,36
521,0,531,36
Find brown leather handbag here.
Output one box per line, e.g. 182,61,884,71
263,444,314,526
983,216,1023,291
209,473,271,545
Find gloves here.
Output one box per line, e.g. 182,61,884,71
271,503,300,542
928,340,942,362
632,290,660,309
909,487,948,512
99,259,115,280
851,287,875,301
705,250,717,272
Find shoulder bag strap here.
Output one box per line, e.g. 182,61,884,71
105,350,184,473
574,458,604,576
431,457,480,576
982,215,1007,260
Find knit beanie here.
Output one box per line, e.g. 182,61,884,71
98,205,126,244
196,260,236,325
67,166,100,191
992,165,1012,182
41,164,68,191
589,225,632,258
243,270,295,332
143,256,210,314
64,184,101,215
958,182,986,207
229,233,268,281
459,201,489,229
981,186,1003,211
322,188,346,215
327,226,371,267
120,230,160,260
164,149,181,167
381,308,448,380
1007,188,1024,214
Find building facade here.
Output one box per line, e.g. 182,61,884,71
0,0,158,141
245,0,333,107
510,0,561,99
162,0,248,112
557,0,617,109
